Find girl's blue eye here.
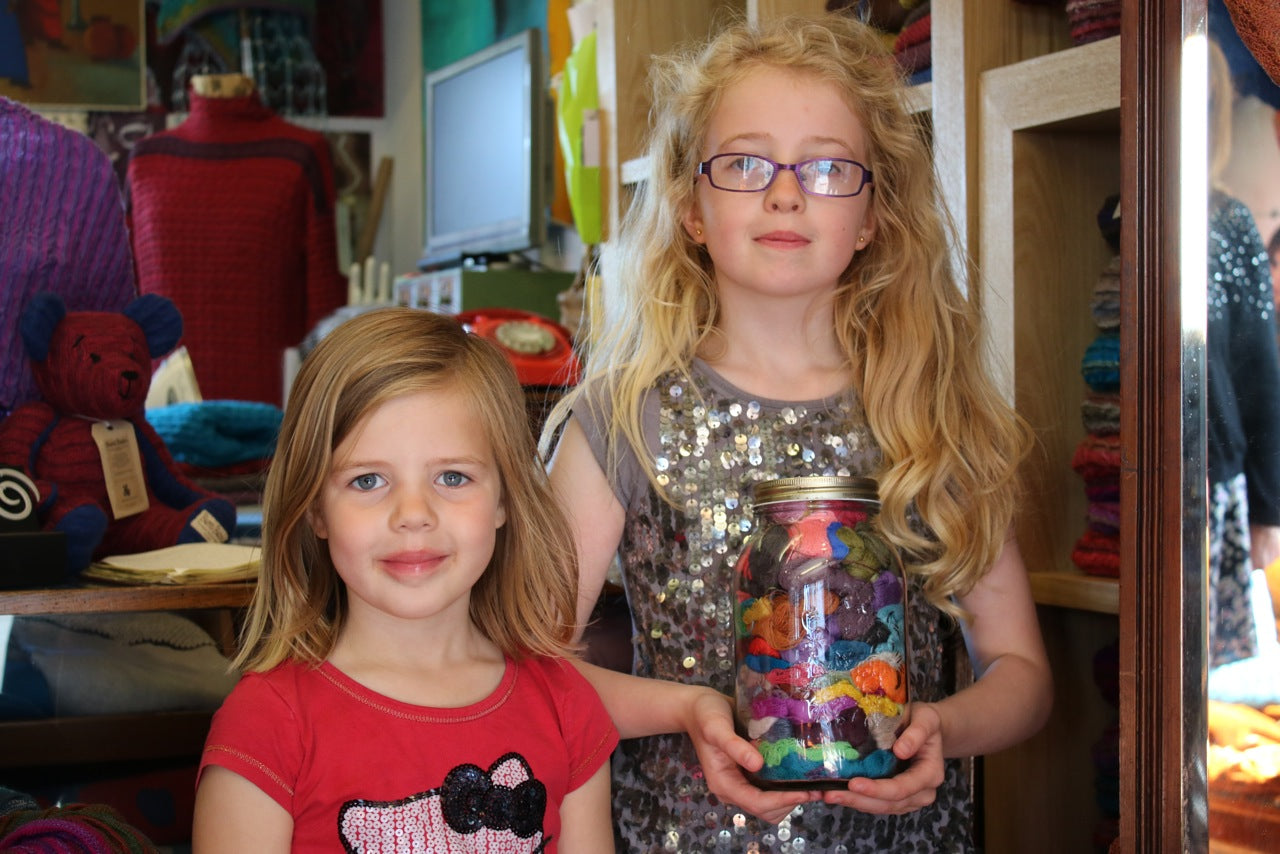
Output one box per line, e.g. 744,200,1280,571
352,473,385,491
438,471,469,488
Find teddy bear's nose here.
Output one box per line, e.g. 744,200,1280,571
122,370,139,381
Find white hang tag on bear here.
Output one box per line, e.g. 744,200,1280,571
91,419,149,519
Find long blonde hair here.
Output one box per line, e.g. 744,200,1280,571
238,308,580,672
545,14,1030,615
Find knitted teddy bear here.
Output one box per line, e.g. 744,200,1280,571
0,293,235,577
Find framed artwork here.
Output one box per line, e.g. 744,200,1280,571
0,0,146,110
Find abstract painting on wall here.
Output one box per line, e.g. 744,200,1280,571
0,0,146,110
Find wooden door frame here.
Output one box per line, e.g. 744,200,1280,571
1120,0,1209,849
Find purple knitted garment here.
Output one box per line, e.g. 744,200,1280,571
0,97,136,418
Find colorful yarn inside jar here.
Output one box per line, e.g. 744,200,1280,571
734,475,910,788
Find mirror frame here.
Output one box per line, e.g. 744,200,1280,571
1121,0,1209,849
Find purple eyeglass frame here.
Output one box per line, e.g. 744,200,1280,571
696,153,874,197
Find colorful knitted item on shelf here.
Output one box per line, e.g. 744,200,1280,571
1065,0,1121,45
1081,332,1121,392
893,7,930,52
0,802,160,853
1081,392,1121,435
0,788,37,818
176,456,271,481
1085,477,1120,503
1097,193,1121,251
146,400,282,468
1087,500,1120,535
829,0,910,33
1090,254,1122,331
1093,638,1119,707
10,612,238,715
126,92,347,406
1092,719,1121,817
0,98,137,420
896,41,933,77
1072,432,1122,481
1072,528,1120,577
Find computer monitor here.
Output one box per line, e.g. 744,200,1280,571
420,28,550,269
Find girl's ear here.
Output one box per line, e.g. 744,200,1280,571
494,494,507,530
855,205,877,251
308,505,329,539
682,204,706,243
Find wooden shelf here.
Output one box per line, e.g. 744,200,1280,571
903,80,933,116
0,582,254,616
0,710,214,767
1029,570,1119,614
980,36,1120,134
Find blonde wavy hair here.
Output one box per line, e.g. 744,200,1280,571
237,308,580,672
545,13,1030,616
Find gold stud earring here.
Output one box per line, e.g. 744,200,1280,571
696,228,703,237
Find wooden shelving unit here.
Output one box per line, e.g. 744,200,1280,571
0,581,254,616
1030,571,1119,615
977,34,1123,854
0,581,253,771
0,711,218,768
982,37,1122,592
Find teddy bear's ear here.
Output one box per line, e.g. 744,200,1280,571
19,293,68,363
123,294,184,358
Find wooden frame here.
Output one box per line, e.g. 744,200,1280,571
1119,0,1208,849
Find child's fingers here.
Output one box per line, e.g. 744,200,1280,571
700,720,764,771
822,772,938,814
713,773,815,823
891,702,940,759
891,723,925,759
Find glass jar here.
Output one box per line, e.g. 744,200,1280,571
733,475,910,788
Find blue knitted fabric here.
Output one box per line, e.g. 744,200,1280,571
1081,332,1121,392
146,400,282,467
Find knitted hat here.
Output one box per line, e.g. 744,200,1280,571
0,97,136,418
1212,0,1280,109
1221,0,1280,89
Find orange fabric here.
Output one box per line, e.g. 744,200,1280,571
1222,0,1280,86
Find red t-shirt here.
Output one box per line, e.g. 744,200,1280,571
200,656,618,853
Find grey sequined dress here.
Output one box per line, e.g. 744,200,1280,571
573,359,974,854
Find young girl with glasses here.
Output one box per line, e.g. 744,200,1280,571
193,308,618,853
543,13,1053,852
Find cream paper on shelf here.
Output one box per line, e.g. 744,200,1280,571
84,542,260,585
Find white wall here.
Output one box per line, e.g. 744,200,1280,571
375,0,425,275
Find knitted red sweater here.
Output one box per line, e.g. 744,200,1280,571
126,93,346,406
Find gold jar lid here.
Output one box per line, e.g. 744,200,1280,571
751,475,880,506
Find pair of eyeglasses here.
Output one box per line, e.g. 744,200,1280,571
696,153,874,198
